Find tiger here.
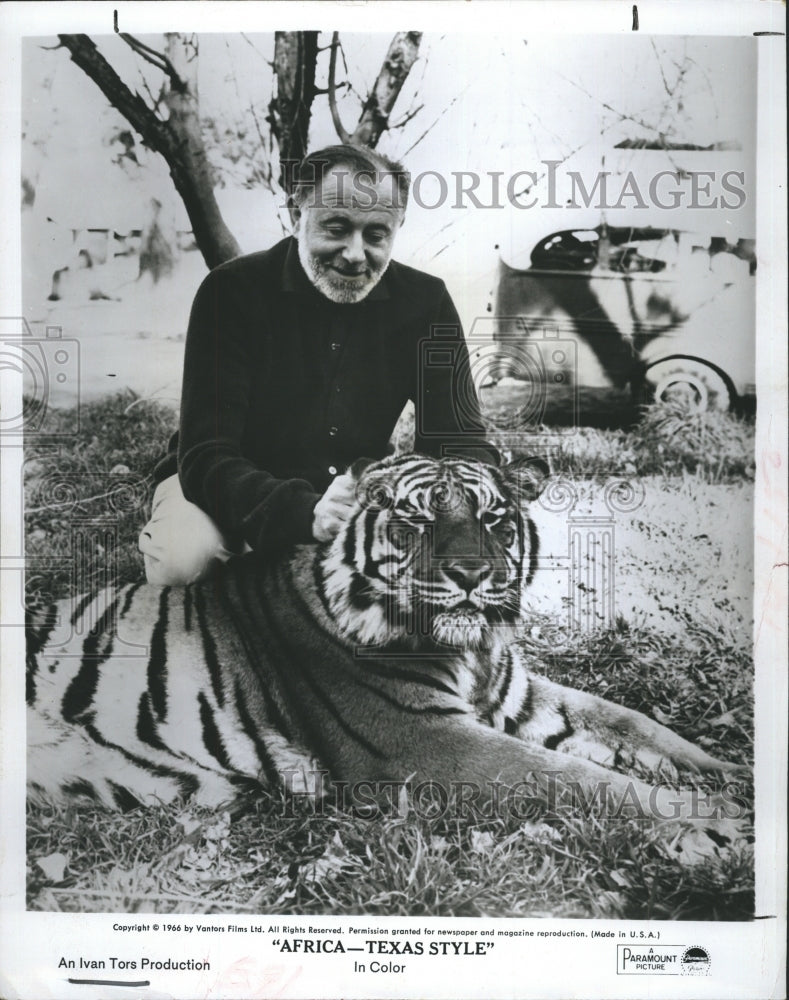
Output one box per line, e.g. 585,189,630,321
26,453,747,861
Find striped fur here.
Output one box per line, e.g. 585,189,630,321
27,455,745,859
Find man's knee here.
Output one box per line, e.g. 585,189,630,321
139,544,217,587
139,475,234,586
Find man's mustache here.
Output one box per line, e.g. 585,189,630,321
331,265,372,277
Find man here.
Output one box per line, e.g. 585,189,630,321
139,144,493,585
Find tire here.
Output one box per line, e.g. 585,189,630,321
642,359,732,412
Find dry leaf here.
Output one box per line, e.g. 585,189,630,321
469,830,495,853
520,821,562,843
36,852,69,882
302,832,354,883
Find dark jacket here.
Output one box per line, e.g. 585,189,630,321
156,237,493,556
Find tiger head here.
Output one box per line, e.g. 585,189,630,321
320,454,549,650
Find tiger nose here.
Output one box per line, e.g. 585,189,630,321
442,559,492,593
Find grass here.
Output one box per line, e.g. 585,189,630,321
27,790,753,919
24,390,176,602
492,399,756,481
516,621,753,767
23,392,755,917
546,401,756,481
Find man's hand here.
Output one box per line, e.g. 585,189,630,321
312,472,356,542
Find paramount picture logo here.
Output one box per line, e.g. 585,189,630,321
617,944,711,976
681,946,712,975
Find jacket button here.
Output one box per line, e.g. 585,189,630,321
329,426,338,437
328,465,338,476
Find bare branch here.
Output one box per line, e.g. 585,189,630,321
240,31,274,69
136,63,166,115
337,38,365,104
522,101,573,159
553,67,666,137
57,34,169,151
118,32,185,90
650,38,675,96
222,38,277,194
403,90,464,157
119,33,168,72
180,33,199,65
389,103,424,131
328,32,352,144
337,41,364,104
412,218,459,259
351,31,422,148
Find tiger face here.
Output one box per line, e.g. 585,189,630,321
321,455,548,649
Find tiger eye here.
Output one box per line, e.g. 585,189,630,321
499,525,517,546
387,523,417,546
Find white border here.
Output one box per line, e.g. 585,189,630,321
1,3,786,999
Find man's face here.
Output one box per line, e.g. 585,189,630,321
293,164,404,304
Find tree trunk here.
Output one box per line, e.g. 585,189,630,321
58,33,240,269
351,32,422,148
269,32,319,194
160,34,241,267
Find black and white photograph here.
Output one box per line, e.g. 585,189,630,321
0,2,785,998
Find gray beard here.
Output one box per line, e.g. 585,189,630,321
297,238,384,304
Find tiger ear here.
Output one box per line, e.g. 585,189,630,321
504,456,550,502
347,457,378,481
